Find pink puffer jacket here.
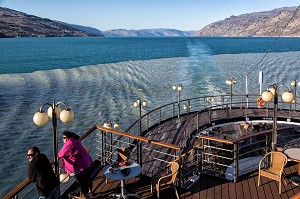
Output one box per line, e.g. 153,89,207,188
58,138,93,174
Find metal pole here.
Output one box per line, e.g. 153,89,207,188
259,70,263,95
234,143,239,182
295,81,297,110
52,102,61,196
101,130,105,164
178,90,180,118
246,74,249,108
272,89,278,151
230,83,232,109
51,102,59,180
139,99,142,167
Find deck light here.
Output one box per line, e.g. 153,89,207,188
60,109,74,123
33,100,74,182
226,78,237,109
172,83,184,118
47,105,61,119
103,120,120,131
59,171,69,183
261,84,294,151
183,104,192,113
261,90,273,102
291,80,299,110
262,85,294,103
33,111,49,126
133,97,147,166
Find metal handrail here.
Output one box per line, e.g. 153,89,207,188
2,126,98,199
197,126,299,182
4,94,300,198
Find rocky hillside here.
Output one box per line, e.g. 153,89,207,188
103,28,193,37
195,6,300,36
0,7,102,38
55,20,104,36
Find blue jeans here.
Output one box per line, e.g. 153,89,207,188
38,186,60,199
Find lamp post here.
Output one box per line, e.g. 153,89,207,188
183,103,192,114
291,80,300,110
262,84,294,151
226,78,237,109
134,98,148,166
33,100,74,179
103,120,120,162
172,83,184,118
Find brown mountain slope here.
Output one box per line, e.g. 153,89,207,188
0,7,101,38
195,6,300,37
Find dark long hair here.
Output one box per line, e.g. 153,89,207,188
62,131,80,140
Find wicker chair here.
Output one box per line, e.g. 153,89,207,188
258,151,288,194
150,161,179,199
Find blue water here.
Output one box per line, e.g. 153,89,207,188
2,37,300,74
1,36,300,198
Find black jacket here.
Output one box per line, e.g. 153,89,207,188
28,153,59,196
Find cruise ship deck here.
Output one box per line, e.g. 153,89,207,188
61,119,300,199
66,161,300,199
4,94,300,199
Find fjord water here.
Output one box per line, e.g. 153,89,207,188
1,36,300,197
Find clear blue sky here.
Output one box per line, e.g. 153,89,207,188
1,0,299,31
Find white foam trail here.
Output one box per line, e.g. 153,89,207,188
1,51,300,196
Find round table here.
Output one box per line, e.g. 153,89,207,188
103,162,142,198
284,148,300,185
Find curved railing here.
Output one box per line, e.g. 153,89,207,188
173,97,300,183
196,125,300,182
2,126,98,199
4,93,300,198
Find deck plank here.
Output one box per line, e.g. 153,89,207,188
81,162,300,199
63,111,300,199
61,155,300,199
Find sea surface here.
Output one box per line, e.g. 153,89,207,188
1,36,300,197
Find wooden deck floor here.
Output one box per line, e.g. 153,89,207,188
64,109,300,199
79,161,300,199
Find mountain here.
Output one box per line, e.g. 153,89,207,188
102,28,194,37
54,23,191,37
3,5,300,38
55,21,104,36
195,6,300,37
0,7,102,38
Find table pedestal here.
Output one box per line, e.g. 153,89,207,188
110,180,139,199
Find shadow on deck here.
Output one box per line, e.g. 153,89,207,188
67,161,300,199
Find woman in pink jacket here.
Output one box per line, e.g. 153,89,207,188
58,131,93,195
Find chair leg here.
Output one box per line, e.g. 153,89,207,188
173,184,179,199
279,181,282,194
258,174,261,187
282,171,287,185
283,177,287,186
150,184,153,193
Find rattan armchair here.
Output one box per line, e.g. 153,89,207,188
258,151,288,194
150,161,179,199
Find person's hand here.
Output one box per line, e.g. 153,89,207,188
119,161,125,167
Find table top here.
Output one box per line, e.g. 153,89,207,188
103,162,142,181
284,148,300,162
